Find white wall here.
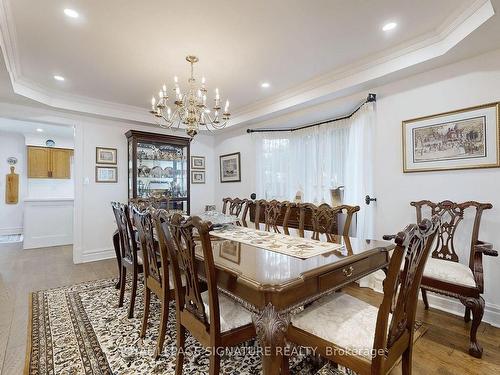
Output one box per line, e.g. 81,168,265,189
373,48,500,326
213,48,500,326
0,130,26,234
213,127,256,210
73,118,215,263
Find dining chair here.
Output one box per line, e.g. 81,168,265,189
156,212,256,375
132,206,175,359
221,197,250,226
255,199,290,232
285,216,439,375
298,203,360,241
410,199,498,358
111,201,143,318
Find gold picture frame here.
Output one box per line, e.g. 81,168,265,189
95,166,118,183
96,147,117,165
191,170,205,184
402,102,500,173
191,155,205,170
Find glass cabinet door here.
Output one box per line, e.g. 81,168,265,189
136,141,188,211
126,130,191,214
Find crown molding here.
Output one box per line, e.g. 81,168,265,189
228,0,495,127
0,0,495,128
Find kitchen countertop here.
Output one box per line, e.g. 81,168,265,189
23,197,74,202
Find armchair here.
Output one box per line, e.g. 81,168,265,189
411,200,498,358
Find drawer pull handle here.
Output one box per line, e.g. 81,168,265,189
342,266,354,277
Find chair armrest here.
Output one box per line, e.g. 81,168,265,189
383,234,396,241
474,241,498,257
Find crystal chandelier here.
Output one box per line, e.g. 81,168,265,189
150,55,230,138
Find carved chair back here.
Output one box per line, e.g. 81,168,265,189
255,199,292,233
132,207,168,288
298,203,360,240
156,212,221,333
222,197,245,216
411,200,492,267
222,197,250,226
111,202,139,264
372,216,439,371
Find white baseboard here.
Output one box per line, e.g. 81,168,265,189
75,247,116,264
0,227,22,235
426,292,500,328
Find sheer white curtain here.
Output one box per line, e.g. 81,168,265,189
344,103,375,239
254,102,375,239
255,122,349,203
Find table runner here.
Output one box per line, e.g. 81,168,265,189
211,225,343,259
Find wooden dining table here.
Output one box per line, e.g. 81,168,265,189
194,225,394,375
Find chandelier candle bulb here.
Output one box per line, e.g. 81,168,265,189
225,100,229,113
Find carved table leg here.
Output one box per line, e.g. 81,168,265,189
252,303,290,375
459,296,484,358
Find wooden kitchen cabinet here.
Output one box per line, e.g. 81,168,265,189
27,146,73,179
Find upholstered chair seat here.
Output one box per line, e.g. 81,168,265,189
287,218,440,375
423,258,476,288
292,293,384,360
201,291,253,332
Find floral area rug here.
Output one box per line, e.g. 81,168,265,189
26,277,356,374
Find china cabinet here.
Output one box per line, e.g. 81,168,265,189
125,130,191,214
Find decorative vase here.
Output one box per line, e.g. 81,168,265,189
330,186,344,207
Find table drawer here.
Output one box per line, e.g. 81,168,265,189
318,253,386,292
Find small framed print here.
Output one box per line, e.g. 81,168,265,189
96,147,117,165
96,166,118,183
219,152,241,183
191,156,205,169
403,102,500,172
219,241,241,264
191,170,205,184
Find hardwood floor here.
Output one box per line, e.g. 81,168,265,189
0,242,116,375
0,242,498,374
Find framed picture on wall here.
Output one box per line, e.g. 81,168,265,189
96,147,117,165
402,102,500,172
96,166,118,183
191,156,205,169
191,170,205,184
219,152,241,183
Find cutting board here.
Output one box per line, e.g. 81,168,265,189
6,166,19,204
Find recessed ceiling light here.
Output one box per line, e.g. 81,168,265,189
36,128,44,132
382,22,397,31
64,8,79,18
261,82,270,88
53,75,65,81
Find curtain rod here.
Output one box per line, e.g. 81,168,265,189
246,93,376,133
